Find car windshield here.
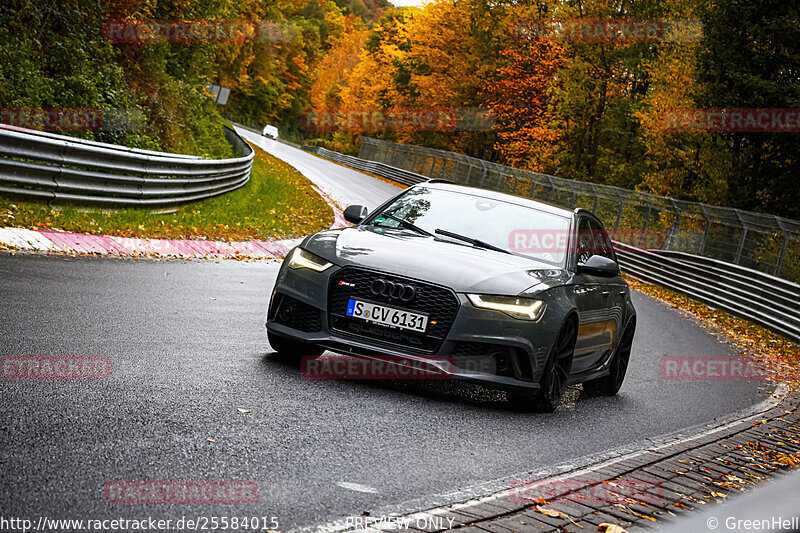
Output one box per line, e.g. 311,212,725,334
368,187,571,266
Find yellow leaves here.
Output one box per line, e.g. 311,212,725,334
612,504,656,522
535,506,561,517
534,506,581,527
597,524,628,533
310,23,370,108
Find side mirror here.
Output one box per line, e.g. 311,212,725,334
577,255,619,277
343,205,368,224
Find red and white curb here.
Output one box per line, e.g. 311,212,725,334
0,227,300,259
0,185,348,260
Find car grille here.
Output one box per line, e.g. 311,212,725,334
328,267,459,353
270,293,322,333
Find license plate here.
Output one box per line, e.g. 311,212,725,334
346,299,428,332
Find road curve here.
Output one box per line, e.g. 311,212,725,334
236,127,401,210
0,138,771,531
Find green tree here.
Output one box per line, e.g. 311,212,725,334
695,0,800,217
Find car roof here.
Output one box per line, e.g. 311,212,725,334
420,181,576,219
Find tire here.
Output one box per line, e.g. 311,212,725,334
267,330,324,358
509,317,577,413
582,320,635,397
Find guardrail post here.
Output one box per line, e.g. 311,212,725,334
439,157,449,179
637,197,652,249
698,205,712,255
734,210,748,265
666,199,681,251
613,199,625,236
453,161,462,183
411,153,422,175
547,176,556,202
590,184,600,214
404,149,412,171
775,233,789,277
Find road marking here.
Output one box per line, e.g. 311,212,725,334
336,481,379,494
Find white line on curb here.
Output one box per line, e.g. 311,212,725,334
0,227,58,251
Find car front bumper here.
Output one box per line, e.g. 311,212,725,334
266,263,564,391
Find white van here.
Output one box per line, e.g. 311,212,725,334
262,125,279,139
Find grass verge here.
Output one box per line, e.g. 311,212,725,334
0,145,333,241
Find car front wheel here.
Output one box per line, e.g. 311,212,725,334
509,317,577,413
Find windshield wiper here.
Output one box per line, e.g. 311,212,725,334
434,228,512,255
376,214,434,237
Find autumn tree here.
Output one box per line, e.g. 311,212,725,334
484,41,563,173
310,14,369,109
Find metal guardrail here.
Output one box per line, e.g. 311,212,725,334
358,136,800,284
615,242,800,343
0,124,254,207
304,142,800,343
302,145,428,187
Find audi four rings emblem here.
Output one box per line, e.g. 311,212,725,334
370,279,417,302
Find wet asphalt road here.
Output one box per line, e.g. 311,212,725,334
235,127,401,210
0,252,769,530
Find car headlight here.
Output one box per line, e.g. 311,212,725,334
467,294,545,320
287,248,333,272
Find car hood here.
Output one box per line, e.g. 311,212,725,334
302,226,570,295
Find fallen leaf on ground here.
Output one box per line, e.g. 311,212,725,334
597,524,628,533
534,506,581,527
